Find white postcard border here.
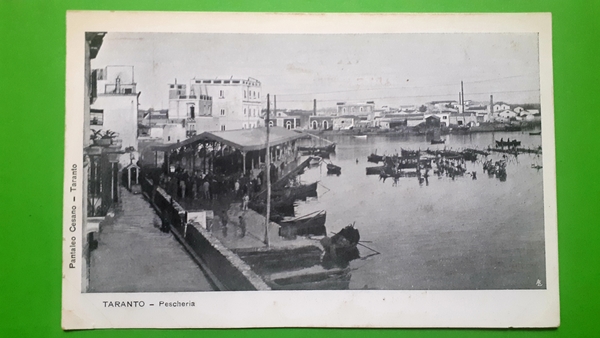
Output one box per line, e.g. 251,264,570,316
62,11,559,329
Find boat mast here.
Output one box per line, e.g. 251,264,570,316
264,94,271,247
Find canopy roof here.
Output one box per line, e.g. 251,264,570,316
154,127,306,152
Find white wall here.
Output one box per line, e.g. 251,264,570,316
92,94,138,150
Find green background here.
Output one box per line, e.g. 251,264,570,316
1,0,599,336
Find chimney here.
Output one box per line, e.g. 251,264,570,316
313,99,317,116
489,95,494,116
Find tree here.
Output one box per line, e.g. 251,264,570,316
419,105,427,112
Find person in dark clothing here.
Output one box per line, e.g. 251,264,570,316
221,210,229,237
238,215,247,238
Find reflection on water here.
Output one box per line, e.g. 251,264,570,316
295,131,546,290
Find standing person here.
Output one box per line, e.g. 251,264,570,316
242,193,249,211
234,179,240,197
203,180,210,200
238,215,247,238
221,210,229,237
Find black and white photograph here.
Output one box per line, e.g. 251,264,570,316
63,11,558,329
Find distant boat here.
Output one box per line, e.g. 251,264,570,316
430,139,445,144
354,134,367,139
367,153,383,163
529,131,541,135
327,163,341,175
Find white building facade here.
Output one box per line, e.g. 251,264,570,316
189,77,263,131
91,65,139,152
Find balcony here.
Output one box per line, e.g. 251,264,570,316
104,83,136,95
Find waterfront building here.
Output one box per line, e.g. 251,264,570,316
267,110,302,129
308,116,334,130
333,116,358,130
186,77,263,131
336,101,375,116
449,112,479,127
493,102,511,112
150,127,304,178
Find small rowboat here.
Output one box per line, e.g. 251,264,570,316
279,210,327,238
431,139,445,144
327,163,341,175
367,153,383,163
354,134,367,139
529,131,541,136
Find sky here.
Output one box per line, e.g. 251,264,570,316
92,32,540,110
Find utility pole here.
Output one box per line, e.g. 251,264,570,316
264,94,271,247
461,81,465,114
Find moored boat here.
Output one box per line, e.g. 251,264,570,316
354,134,367,139
367,153,384,163
264,266,351,290
279,210,327,238
529,131,541,135
431,139,445,144
309,156,322,165
320,224,360,261
326,163,341,175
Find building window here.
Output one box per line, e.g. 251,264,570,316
269,121,274,127
168,136,171,141
219,90,224,98
244,90,246,98
312,120,318,129
360,107,363,112
90,109,103,125
221,125,226,131
190,105,195,119
221,109,225,116
244,108,247,116
323,120,329,129
286,121,292,129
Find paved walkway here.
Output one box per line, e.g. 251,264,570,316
210,202,318,251
89,188,215,292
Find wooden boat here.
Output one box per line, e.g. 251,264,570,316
279,210,327,238
297,143,336,153
495,140,521,148
401,149,420,158
529,131,541,135
309,156,322,165
326,163,341,175
320,224,360,261
431,139,445,144
367,153,383,163
272,181,318,201
354,134,367,139
264,266,351,290
366,166,385,175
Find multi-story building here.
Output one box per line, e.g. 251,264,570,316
188,77,263,131
167,82,217,137
91,65,139,151
336,101,375,116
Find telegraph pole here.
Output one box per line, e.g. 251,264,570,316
264,94,271,247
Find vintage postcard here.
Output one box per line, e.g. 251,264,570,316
62,11,559,329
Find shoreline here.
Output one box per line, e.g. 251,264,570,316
303,121,542,137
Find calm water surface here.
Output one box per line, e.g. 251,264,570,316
295,131,546,290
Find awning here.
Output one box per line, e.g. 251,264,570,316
152,127,306,153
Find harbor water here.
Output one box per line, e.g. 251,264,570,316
295,131,546,290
